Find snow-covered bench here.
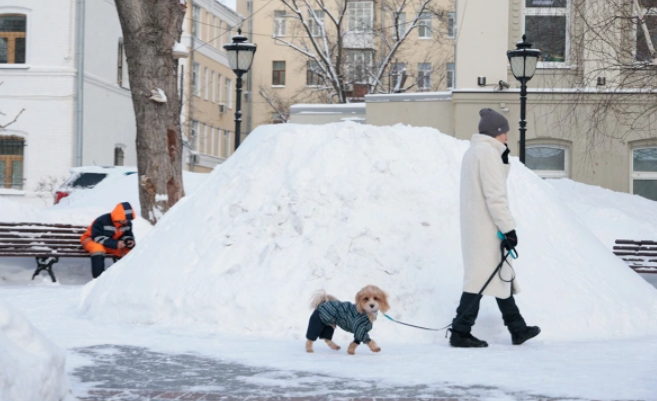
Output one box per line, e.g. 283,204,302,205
613,240,657,274
0,222,104,282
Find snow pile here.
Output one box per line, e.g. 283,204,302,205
547,179,657,248
80,122,657,343
0,299,71,401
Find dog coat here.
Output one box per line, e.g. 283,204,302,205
317,300,373,344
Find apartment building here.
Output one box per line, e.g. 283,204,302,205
182,0,244,173
236,0,456,129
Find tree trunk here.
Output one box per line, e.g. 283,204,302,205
114,0,186,224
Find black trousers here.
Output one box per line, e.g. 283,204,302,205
91,255,105,278
306,309,335,341
451,291,526,334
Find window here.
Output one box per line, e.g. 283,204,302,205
213,127,220,156
225,78,232,108
192,62,200,96
223,130,231,158
418,13,432,38
219,21,224,47
417,63,431,90
309,10,324,37
0,15,26,64
307,60,322,86
200,124,207,154
210,71,215,102
526,146,568,178
391,62,406,91
203,67,208,100
394,12,406,40
447,12,456,38
346,51,372,83
0,136,24,189
274,10,286,37
190,120,199,145
631,147,657,201
223,24,230,48
446,62,455,89
635,1,657,62
192,6,201,39
213,16,218,47
216,74,222,103
347,2,373,32
272,61,286,86
114,147,125,166
524,0,568,64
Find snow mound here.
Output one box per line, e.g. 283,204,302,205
547,178,657,248
0,299,71,401
80,123,657,343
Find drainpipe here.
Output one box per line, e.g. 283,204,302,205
188,2,195,172
246,1,253,132
74,0,85,166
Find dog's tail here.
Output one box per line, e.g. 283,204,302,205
309,290,338,310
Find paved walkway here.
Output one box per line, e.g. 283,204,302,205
72,345,569,401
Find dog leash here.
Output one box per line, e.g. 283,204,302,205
382,241,516,332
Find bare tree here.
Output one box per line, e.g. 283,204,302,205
114,0,187,223
272,0,450,103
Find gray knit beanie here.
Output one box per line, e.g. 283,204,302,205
478,108,509,137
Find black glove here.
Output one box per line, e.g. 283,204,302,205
501,145,510,165
502,230,517,251
124,239,135,249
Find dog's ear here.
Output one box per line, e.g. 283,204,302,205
355,288,365,314
378,290,390,313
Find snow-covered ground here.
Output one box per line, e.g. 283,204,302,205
1,123,657,400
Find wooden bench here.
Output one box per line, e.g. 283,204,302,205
0,222,109,282
613,240,657,274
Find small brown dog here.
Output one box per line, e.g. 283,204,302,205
305,285,390,355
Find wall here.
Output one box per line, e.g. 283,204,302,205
81,0,136,168
452,89,657,194
365,92,453,134
455,0,509,89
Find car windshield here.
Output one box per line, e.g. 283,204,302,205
70,173,107,188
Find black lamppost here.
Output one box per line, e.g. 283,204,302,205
506,35,541,164
223,29,257,151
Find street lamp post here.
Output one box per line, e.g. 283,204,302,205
506,35,541,164
223,29,257,151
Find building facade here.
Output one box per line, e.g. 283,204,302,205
181,0,244,173
236,0,456,129
292,0,657,202
0,0,135,204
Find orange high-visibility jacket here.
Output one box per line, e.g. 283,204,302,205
80,202,135,249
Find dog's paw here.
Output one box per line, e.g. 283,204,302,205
305,340,314,353
367,340,381,353
347,342,358,355
324,339,340,350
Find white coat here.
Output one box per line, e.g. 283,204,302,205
460,134,518,299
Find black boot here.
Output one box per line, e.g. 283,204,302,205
449,329,488,348
511,326,541,345
91,255,105,278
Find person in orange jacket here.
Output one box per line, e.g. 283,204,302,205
80,202,136,278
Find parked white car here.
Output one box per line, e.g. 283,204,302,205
54,166,137,205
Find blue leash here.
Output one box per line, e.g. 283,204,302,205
382,232,517,332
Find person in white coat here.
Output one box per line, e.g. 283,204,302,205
448,108,540,348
